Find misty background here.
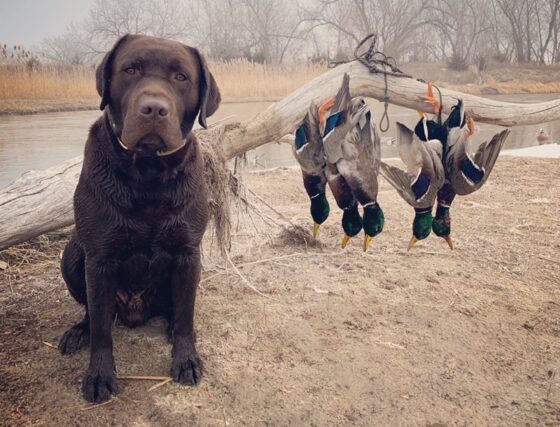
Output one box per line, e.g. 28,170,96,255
1,0,560,69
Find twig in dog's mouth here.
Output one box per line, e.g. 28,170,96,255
115,136,187,157
156,140,187,157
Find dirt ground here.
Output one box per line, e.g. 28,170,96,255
0,156,559,426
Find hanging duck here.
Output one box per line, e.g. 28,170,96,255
427,98,511,247
293,100,334,238
379,122,445,250
321,73,385,251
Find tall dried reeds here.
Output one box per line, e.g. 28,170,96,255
0,59,327,101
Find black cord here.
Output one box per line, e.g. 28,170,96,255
380,72,390,132
329,33,444,132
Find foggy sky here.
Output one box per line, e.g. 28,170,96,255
0,0,94,48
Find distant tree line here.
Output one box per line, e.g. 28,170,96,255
35,0,560,67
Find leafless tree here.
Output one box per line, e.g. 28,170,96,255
36,0,560,66
531,0,560,64
304,0,436,61
427,0,491,66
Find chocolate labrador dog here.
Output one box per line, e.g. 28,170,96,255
58,34,220,402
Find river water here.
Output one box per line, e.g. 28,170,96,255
0,94,558,188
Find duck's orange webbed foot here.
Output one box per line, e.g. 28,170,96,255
421,81,441,116
466,117,476,138
318,97,336,127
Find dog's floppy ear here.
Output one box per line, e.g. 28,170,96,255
189,47,221,129
96,34,131,111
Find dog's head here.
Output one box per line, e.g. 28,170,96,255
96,34,221,157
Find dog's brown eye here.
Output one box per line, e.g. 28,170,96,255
124,67,136,75
175,73,187,82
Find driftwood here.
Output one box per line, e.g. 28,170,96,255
1,60,560,250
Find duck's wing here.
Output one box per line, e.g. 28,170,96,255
293,102,325,173
337,102,381,205
325,161,357,210
448,129,510,195
397,122,424,176
379,161,420,206
398,123,438,203
323,73,352,164
472,129,510,177
293,102,328,197
380,122,444,208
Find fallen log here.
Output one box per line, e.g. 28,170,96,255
1,60,560,250
221,61,560,159
0,156,82,250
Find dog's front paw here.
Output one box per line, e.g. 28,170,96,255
82,365,118,403
59,325,89,355
171,351,203,385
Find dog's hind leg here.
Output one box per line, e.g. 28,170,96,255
59,232,90,355
59,312,90,355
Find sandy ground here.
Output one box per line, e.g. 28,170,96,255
0,156,559,426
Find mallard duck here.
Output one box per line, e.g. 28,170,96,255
444,100,510,197
379,122,445,250
321,73,384,251
293,101,332,238
430,99,510,246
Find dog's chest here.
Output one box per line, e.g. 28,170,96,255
124,198,187,245
119,250,173,293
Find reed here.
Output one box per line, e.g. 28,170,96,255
0,64,95,99
1,58,558,104
210,58,327,99
0,59,327,101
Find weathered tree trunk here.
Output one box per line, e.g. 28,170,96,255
221,61,560,159
0,157,82,250
1,60,560,250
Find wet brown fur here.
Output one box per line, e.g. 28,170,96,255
58,34,221,403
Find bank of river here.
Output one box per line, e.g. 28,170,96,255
0,94,558,188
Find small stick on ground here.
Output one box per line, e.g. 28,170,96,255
42,341,57,349
201,251,342,285
117,375,172,381
224,250,277,301
537,255,560,265
81,397,117,411
247,188,290,221
148,378,173,392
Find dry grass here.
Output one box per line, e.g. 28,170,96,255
405,61,560,94
210,58,326,99
0,60,327,102
0,59,558,114
0,64,95,100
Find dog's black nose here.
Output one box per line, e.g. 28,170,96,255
139,98,169,119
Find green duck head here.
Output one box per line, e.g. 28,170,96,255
310,192,330,238
432,205,453,250
341,204,363,248
363,203,384,251
408,208,433,251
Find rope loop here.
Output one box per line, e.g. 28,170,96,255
328,33,442,133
